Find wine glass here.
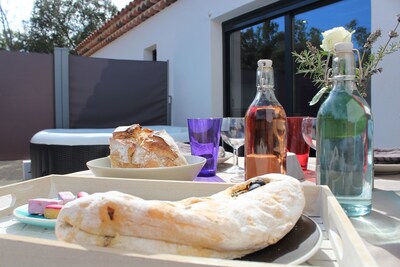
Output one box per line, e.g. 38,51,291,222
301,117,317,179
220,117,245,183
302,117,316,150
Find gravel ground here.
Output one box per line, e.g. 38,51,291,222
0,161,25,186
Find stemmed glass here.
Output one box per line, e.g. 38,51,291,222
220,117,245,183
301,117,317,178
302,117,316,150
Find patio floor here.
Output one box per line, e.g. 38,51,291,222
0,161,24,186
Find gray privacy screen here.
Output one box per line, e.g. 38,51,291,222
69,55,168,128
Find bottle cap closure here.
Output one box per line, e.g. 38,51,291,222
334,42,353,52
257,59,272,68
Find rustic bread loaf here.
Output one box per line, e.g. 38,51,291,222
109,124,188,168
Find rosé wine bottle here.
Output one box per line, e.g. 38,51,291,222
245,59,287,180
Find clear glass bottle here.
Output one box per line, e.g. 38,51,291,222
316,42,373,216
244,59,287,180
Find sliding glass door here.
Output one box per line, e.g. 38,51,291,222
223,0,371,117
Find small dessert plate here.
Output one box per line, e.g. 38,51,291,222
13,204,56,228
217,152,234,163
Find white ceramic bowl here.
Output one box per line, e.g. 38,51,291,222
87,155,206,181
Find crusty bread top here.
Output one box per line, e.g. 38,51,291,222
109,124,188,168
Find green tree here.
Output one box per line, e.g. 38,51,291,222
24,0,118,53
294,20,308,51
0,3,25,51
240,21,284,70
346,19,369,50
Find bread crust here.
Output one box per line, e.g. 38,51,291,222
109,124,188,168
55,174,305,259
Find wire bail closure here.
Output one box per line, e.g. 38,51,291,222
324,48,363,86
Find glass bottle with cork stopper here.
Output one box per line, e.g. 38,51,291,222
244,59,287,180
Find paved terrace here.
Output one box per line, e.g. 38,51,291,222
0,161,24,186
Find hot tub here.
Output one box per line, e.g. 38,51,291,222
30,126,189,178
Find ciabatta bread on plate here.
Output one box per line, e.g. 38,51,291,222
55,174,305,259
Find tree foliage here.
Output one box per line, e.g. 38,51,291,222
240,21,285,70
240,19,369,70
0,0,118,53
0,3,25,51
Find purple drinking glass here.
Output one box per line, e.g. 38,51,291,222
187,118,222,177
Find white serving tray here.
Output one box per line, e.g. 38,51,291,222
0,175,377,267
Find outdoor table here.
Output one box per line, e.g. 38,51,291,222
0,156,398,266
306,158,400,267
70,156,400,266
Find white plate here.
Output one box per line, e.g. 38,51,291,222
87,155,206,181
178,143,231,164
13,204,56,228
374,163,400,174
217,151,234,163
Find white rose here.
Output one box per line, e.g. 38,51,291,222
320,27,354,52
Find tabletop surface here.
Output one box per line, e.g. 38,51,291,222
304,158,400,267
71,156,400,266
1,156,399,266
211,158,400,267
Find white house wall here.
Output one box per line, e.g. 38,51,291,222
371,0,400,148
91,0,400,148
91,0,274,127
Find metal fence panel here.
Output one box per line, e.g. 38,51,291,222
0,50,168,160
68,56,168,128
0,51,54,160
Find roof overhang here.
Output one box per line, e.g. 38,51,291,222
75,0,178,56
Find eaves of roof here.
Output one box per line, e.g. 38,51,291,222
75,0,178,56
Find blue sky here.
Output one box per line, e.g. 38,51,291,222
254,0,371,48
298,0,371,32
